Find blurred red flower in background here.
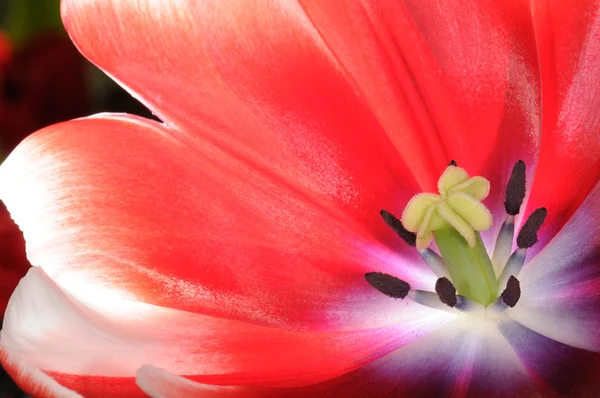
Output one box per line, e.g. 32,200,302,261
0,202,26,320
0,31,88,153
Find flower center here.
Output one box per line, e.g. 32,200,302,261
367,160,546,313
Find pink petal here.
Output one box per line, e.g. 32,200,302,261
138,317,538,397
524,1,600,253
1,266,452,395
508,180,600,351
0,114,433,331
500,319,600,397
61,0,543,194
61,0,421,217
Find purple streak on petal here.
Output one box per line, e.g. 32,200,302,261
499,319,600,397
511,180,600,351
270,318,538,397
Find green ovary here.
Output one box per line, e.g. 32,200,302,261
435,228,498,306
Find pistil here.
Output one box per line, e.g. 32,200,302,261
366,160,546,314
435,228,497,306
401,164,496,306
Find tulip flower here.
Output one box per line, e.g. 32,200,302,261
1,0,600,397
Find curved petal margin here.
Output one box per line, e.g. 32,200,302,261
0,347,82,398
136,366,260,398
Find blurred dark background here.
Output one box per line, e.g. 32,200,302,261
0,0,151,158
0,1,150,396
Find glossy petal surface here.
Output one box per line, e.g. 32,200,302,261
61,0,544,193
298,0,543,191
525,1,600,253
61,0,421,231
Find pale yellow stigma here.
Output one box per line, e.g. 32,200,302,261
401,165,493,249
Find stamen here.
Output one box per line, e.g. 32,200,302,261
418,248,451,279
504,160,526,216
488,276,521,313
380,210,416,247
364,272,455,312
497,208,546,288
407,290,455,313
431,277,484,312
364,272,410,299
448,160,457,166
435,277,457,307
516,208,547,249
366,272,483,313
494,161,527,274
497,248,526,289
492,215,515,275
501,276,521,307
380,210,450,279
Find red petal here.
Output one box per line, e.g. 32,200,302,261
62,0,420,203
138,318,538,397
61,0,542,192
297,0,541,191
524,1,600,251
0,115,432,330
508,180,600,351
2,267,452,395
